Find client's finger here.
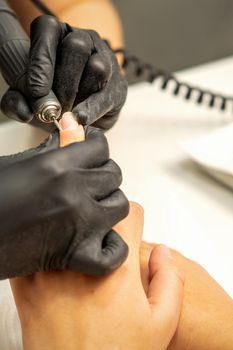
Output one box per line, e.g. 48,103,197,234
140,242,155,293
59,112,85,145
114,202,144,268
148,245,184,346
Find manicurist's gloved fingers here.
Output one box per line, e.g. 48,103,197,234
72,30,128,130
53,29,93,112
67,229,128,276
73,73,127,129
80,29,112,95
0,112,129,278
1,89,33,123
85,160,123,200
74,46,112,106
65,188,129,277
59,126,109,169
58,112,129,277
0,15,127,132
148,245,184,345
96,230,129,275
27,15,66,98
98,189,129,229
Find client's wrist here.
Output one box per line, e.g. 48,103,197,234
10,274,80,350
21,316,79,350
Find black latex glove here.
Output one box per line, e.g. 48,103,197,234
0,15,128,131
0,127,129,279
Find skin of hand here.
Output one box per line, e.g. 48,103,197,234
10,202,184,350
0,126,129,279
8,0,124,50
140,242,233,350
0,14,128,131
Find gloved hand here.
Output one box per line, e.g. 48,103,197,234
0,128,129,279
0,15,128,131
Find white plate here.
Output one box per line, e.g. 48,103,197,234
182,122,233,190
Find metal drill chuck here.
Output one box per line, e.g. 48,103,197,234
36,100,62,123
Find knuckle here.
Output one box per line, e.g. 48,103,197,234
63,31,92,56
73,245,110,277
31,15,59,32
121,75,128,93
117,76,128,104
27,67,51,97
38,153,82,215
103,190,129,221
106,160,122,186
92,130,109,158
93,258,112,276
0,91,12,114
39,152,64,179
60,189,77,214
169,265,185,286
88,54,112,83
1,90,32,122
98,130,108,149
28,81,49,98
118,190,130,218
54,171,81,214
113,240,129,267
96,240,128,276
92,114,119,131
121,240,129,259
87,29,101,41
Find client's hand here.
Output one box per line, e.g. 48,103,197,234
10,202,184,350
140,243,233,350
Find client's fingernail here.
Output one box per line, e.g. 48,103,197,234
60,112,78,130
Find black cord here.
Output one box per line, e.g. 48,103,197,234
30,0,233,114
115,48,233,112
29,0,54,16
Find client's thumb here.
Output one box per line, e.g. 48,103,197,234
114,202,144,267
148,245,184,346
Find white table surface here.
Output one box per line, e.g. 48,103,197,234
0,56,233,349
108,56,233,298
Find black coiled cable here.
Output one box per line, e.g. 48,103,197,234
115,48,233,112
30,0,233,114
29,0,54,16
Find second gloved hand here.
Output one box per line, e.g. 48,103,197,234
0,128,129,279
1,15,128,131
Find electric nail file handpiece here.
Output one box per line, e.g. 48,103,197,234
0,0,61,127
